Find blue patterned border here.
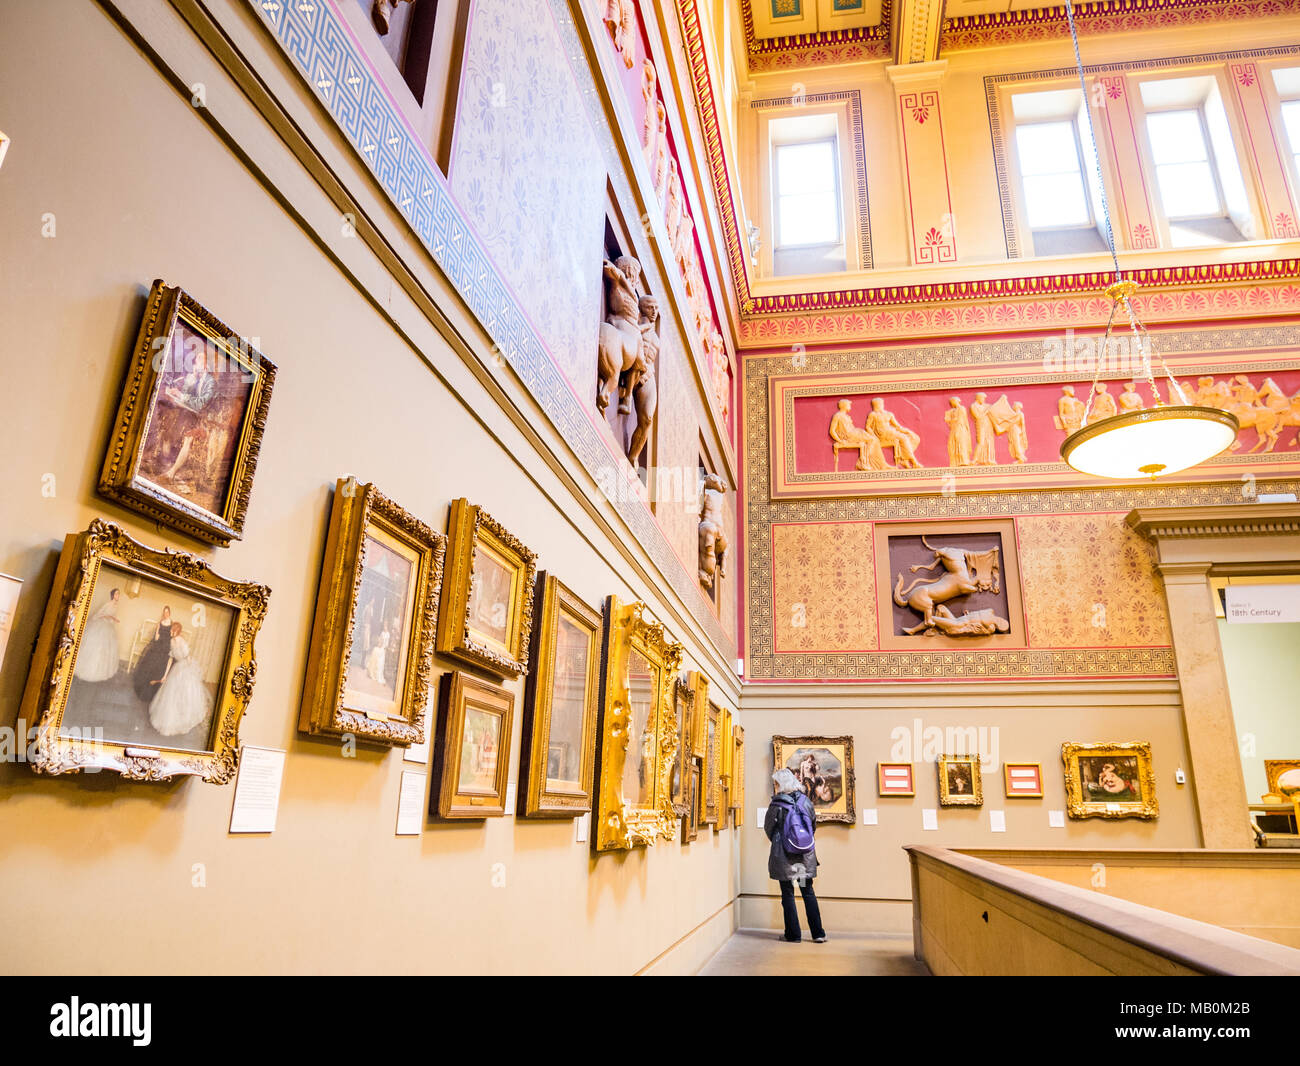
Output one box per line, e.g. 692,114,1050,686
250,0,734,656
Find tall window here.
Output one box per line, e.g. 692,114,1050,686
1145,109,1223,220
774,139,841,248
1282,99,1300,179
1014,121,1093,230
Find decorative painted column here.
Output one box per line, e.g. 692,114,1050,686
886,60,956,266
1127,503,1300,850
1093,75,1159,251
1228,61,1300,239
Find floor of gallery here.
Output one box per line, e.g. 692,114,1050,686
698,929,931,976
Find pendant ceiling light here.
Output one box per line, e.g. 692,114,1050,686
1056,0,1238,480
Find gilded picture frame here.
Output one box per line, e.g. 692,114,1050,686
0,572,22,675
682,757,701,843
517,573,601,818
298,478,445,747
1062,741,1158,820
1004,761,1044,799
592,596,683,851
690,670,710,759
430,670,515,819
17,520,270,783
436,498,538,678
719,705,733,826
99,280,276,547
670,676,696,815
732,724,745,825
772,735,856,824
703,701,722,827
937,753,984,807
1263,759,1300,800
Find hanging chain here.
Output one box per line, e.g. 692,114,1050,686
1079,298,1119,426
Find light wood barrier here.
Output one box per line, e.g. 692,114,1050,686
907,846,1300,976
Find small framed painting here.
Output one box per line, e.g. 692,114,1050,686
938,753,983,807
731,724,745,824
298,479,445,747
0,572,22,675
1003,762,1044,798
703,701,722,827
99,280,276,547
430,671,515,819
436,499,538,678
877,762,915,797
1264,759,1300,800
682,757,701,843
772,735,856,824
690,670,710,759
1062,742,1157,820
670,676,696,815
517,574,601,818
18,520,269,783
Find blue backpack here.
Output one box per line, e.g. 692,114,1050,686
778,793,815,856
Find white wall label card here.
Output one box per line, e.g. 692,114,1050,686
989,810,1006,833
756,806,768,827
402,732,430,765
575,811,590,844
395,771,427,836
922,808,938,831
1049,810,1066,828
862,808,878,826
229,746,286,834
1225,584,1300,623
505,783,517,815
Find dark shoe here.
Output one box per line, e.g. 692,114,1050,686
779,934,801,942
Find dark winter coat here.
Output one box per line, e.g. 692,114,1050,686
764,790,819,881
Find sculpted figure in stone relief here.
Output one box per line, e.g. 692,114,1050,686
626,294,660,468
698,472,729,589
597,256,644,414
893,536,1002,637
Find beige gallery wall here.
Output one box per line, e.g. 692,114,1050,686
0,1,738,975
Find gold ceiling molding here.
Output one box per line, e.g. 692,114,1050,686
1126,503,1300,539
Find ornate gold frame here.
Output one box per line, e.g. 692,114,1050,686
671,676,696,814
772,734,857,824
517,573,601,818
1263,759,1300,800
937,753,984,807
593,596,684,851
682,757,701,843
732,725,745,825
690,670,710,759
1003,761,1044,799
98,280,276,547
1062,741,1158,820
436,498,538,678
703,701,722,827
718,705,733,827
18,520,270,783
298,478,444,746
430,670,515,819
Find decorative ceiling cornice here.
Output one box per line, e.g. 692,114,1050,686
739,0,891,74
1127,503,1300,540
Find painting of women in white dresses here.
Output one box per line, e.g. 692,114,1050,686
61,562,234,751
345,531,417,719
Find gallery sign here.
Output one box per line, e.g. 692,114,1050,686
1224,585,1300,624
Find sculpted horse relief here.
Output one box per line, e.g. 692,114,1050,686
893,537,1009,637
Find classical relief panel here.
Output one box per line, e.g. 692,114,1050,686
1017,514,1172,649
450,0,606,391
771,522,877,653
653,328,700,573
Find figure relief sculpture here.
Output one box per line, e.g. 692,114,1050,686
603,0,637,67
1086,382,1117,423
1054,385,1086,437
866,398,923,468
1006,401,1029,464
829,399,887,471
674,211,695,275
1222,375,1300,453
893,537,1005,637
640,61,658,162
944,397,972,467
698,472,728,590
708,331,729,423
625,295,660,468
969,392,998,465
371,0,415,34
1118,382,1145,413
652,104,669,199
597,255,645,415
664,159,684,244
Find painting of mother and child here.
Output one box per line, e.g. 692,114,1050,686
61,563,234,751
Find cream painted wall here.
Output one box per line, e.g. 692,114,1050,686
1219,619,1300,803
0,1,737,975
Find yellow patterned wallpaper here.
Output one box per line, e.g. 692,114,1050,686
1016,513,1172,648
772,522,877,653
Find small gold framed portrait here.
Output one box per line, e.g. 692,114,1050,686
937,753,983,807
99,280,277,547
1004,762,1044,799
690,670,710,759
1264,760,1300,800
682,757,701,843
430,671,515,819
1062,742,1157,820
703,701,722,827
731,725,745,824
18,520,270,783
878,762,915,797
517,574,601,818
436,498,538,678
772,735,856,824
298,478,445,747
670,676,696,815
593,596,684,851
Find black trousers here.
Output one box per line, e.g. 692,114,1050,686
779,877,825,942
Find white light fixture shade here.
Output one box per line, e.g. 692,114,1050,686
1060,406,1239,480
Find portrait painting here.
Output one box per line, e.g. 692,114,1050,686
430,671,515,819
771,735,856,823
467,542,515,651
458,705,502,794
624,647,659,810
937,754,983,807
682,757,701,843
19,521,269,783
1062,742,1157,820
670,677,695,814
100,281,276,547
517,574,600,817
299,479,445,747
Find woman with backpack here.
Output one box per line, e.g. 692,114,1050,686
764,768,827,944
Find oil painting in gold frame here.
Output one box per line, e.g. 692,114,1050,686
690,670,709,759
592,596,683,851
517,573,601,818
430,670,515,819
718,705,733,827
1263,759,1300,800
670,676,696,815
298,478,444,747
1062,741,1157,820
937,753,983,807
18,520,269,783
702,701,722,827
99,280,276,547
731,725,745,826
682,757,701,843
772,735,856,824
436,498,538,678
